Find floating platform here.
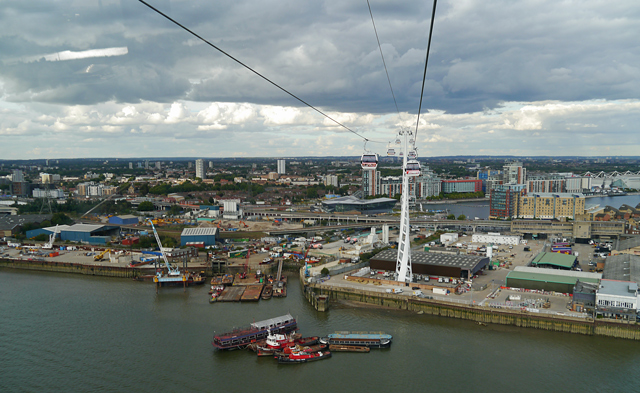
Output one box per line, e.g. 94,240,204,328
218,286,245,302
241,284,264,302
211,274,235,286
328,345,370,353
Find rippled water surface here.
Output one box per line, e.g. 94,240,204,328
1,269,640,393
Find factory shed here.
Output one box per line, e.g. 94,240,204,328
602,254,640,283
109,215,139,226
60,224,120,245
0,214,52,237
369,249,489,279
530,252,577,270
180,227,218,247
506,266,601,293
26,225,70,240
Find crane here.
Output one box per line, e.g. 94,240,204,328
42,224,59,250
150,222,180,277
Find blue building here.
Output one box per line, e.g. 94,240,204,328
109,215,139,225
180,227,218,247
26,224,70,240
60,224,120,245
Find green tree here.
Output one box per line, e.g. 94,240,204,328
169,205,183,216
321,267,330,276
457,214,466,220
447,214,456,220
138,201,154,211
51,213,73,226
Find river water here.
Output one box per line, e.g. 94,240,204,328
1,269,640,392
423,194,640,220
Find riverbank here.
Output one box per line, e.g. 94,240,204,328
301,270,640,341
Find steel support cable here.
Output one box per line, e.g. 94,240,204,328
138,0,370,141
366,0,400,117
414,0,438,141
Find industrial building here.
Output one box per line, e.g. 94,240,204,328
369,249,489,279
0,214,52,238
596,279,639,320
26,224,70,240
602,254,640,282
108,215,139,226
59,224,120,245
530,252,578,270
321,195,397,214
505,266,601,293
471,233,521,245
180,227,218,247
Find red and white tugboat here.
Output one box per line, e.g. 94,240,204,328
277,348,332,364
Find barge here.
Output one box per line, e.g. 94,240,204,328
212,314,297,350
319,332,392,348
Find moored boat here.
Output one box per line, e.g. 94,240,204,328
211,314,297,350
319,332,392,348
275,344,327,356
277,350,331,364
328,344,370,352
261,284,273,300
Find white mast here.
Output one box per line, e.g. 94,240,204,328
395,129,413,283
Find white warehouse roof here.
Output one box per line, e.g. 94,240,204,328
181,227,218,236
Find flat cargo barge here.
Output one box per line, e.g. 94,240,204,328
320,332,392,348
212,314,298,350
218,286,245,302
240,284,264,302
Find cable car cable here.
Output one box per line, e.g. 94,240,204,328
366,0,400,116
414,0,438,141
138,0,370,142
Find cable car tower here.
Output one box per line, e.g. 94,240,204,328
395,129,420,283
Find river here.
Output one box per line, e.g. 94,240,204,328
422,194,640,220
1,269,640,392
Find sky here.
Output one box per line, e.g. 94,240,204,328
1,0,639,159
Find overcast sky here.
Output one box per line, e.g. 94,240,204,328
1,0,639,159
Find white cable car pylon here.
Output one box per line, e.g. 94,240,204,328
395,128,419,284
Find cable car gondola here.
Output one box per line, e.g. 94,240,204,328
361,153,379,170
408,150,417,160
387,148,395,156
405,160,421,177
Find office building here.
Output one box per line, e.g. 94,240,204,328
518,193,585,220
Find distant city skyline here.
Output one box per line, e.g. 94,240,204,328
1,1,639,159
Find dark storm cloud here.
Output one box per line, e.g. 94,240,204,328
1,0,639,114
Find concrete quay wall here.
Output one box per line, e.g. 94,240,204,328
0,257,138,278
303,278,640,340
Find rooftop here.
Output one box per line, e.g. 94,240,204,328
181,227,219,236
63,224,106,233
0,214,52,231
371,249,487,270
508,266,601,286
598,279,638,298
531,252,577,269
603,254,640,283
321,195,397,206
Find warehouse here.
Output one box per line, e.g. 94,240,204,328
60,224,120,245
108,215,139,226
471,233,521,246
26,224,70,240
506,266,601,293
369,249,489,279
180,227,218,247
530,252,577,270
0,214,52,238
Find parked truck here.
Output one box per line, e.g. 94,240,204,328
433,287,449,296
